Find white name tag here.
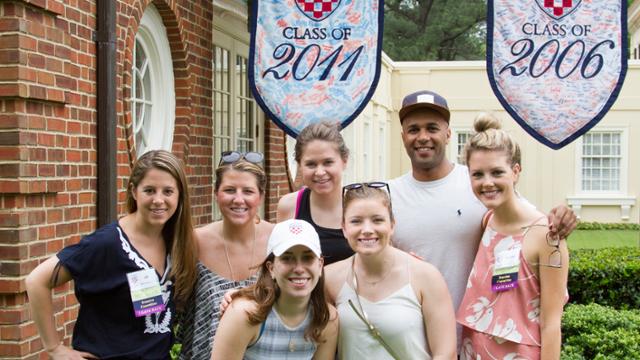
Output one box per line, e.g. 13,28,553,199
127,268,165,317
495,248,520,270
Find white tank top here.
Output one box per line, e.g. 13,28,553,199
336,258,431,360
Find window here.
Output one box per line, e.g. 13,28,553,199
131,5,175,158
568,128,633,220
451,129,473,164
212,30,262,219
212,38,259,165
580,131,623,192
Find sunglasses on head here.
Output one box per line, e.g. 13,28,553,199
218,151,264,166
342,182,390,198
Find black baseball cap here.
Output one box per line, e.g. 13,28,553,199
399,90,450,123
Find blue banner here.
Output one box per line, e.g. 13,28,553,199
249,0,384,137
488,0,628,149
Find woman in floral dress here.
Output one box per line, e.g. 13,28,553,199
456,114,569,359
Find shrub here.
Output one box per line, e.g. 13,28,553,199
568,247,640,309
576,222,640,231
562,303,640,359
171,343,181,360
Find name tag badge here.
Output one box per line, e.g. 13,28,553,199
492,248,520,292
127,268,165,317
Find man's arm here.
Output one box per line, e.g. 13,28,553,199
547,205,578,240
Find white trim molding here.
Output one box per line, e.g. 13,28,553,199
566,195,636,221
132,5,175,157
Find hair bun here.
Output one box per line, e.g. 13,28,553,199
473,113,501,133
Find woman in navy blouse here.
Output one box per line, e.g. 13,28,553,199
26,150,197,359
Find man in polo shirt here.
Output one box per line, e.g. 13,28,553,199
388,90,576,343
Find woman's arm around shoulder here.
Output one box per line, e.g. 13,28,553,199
532,226,569,360
323,259,350,305
277,191,298,222
210,297,261,360
410,257,457,360
313,304,339,360
26,256,97,359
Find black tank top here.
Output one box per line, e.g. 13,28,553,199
295,188,354,265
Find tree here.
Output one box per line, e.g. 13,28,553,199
384,0,634,61
383,0,487,61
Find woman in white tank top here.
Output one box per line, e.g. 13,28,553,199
324,182,457,360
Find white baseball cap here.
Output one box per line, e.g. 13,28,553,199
267,219,322,258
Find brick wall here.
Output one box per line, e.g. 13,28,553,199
0,0,95,357
264,121,293,221
0,0,266,357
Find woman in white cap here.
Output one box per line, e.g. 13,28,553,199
211,219,338,360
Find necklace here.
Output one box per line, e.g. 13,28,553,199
353,252,396,286
274,303,303,353
221,224,257,281
289,334,296,352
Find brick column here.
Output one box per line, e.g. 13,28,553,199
0,0,96,357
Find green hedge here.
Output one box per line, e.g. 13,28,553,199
562,303,640,359
576,222,640,231
569,247,640,309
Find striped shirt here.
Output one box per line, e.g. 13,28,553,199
178,262,257,360
244,307,316,360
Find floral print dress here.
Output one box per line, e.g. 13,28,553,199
456,221,545,360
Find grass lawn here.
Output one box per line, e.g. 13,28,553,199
568,230,640,250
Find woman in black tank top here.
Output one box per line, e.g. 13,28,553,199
296,188,354,264
277,122,354,265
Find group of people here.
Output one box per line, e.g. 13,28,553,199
26,90,575,359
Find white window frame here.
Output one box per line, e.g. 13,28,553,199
449,128,473,165
574,127,628,196
212,30,262,162
212,29,263,219
567,127,635,220
132,5,175,158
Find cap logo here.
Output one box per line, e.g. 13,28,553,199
416,94,435,104
289,223,303,235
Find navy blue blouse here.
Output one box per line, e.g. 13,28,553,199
57,222,173,359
